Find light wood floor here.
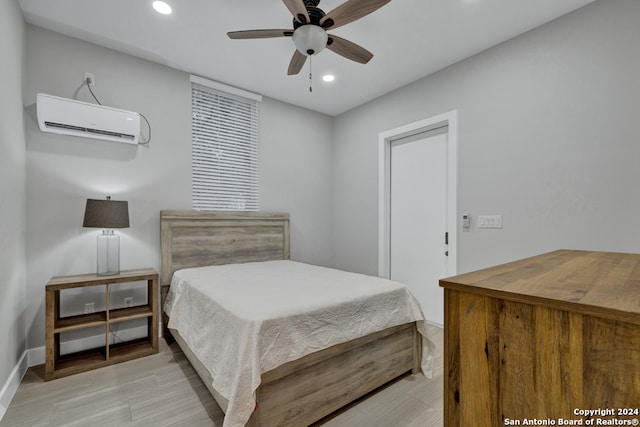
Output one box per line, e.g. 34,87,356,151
1,325,443,427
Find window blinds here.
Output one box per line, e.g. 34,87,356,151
191,81,260,211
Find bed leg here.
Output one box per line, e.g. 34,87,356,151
161,285,175,344
412,324,422,374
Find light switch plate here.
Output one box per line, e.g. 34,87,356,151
478,215,502,229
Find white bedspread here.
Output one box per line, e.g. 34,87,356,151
164,260,434,427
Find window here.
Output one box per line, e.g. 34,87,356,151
191,76,261,211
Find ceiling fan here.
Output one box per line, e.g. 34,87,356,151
227,0,391,76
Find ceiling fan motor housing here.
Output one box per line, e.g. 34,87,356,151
293,4,327,28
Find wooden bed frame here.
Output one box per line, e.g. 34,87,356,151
160,210,422,427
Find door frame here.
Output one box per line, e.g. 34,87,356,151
378,110,459,279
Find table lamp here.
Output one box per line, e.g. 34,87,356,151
82,196,129,276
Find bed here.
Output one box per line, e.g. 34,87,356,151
160,210,433,427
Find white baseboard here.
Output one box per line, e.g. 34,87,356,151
28,346,45,367
0,350,29,422
425,319,444,328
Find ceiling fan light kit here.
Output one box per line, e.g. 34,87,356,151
227,0,391,76
292,25,328,56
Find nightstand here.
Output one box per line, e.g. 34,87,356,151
45,269,158,380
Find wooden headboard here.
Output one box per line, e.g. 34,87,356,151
160,210,290,287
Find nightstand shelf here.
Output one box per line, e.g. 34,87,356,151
110,305,153,323
109,338,156,361
45,269,158,380
54,312,107,332
54,347,107,372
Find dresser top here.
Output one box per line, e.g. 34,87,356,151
440,250,640,324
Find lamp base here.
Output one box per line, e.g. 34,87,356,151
97,230,120,276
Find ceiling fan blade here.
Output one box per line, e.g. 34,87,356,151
287,50,307,75
282,0,310,24
320,0,391,30
227,29,293,39
327,34,373,64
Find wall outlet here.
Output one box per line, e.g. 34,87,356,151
84,72,96,87
84,302,95,314
124,297,133,308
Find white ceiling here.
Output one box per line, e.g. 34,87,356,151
19,0,596,116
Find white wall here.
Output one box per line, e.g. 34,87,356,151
23,26,333,350
0,0,27,410
261,98,334,267
332,0,640,276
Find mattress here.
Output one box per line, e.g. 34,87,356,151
164,260,434,427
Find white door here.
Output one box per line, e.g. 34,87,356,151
390,128,448,325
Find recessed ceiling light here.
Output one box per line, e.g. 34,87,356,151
322,74,335,82
152,1,172,15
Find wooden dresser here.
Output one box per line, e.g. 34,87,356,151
440,250,640,426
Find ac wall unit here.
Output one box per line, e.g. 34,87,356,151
37,93,141,145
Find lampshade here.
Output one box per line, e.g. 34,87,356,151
292,25,328,56
83,198,130,229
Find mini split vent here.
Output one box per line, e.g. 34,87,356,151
37,93,141,145
43,122,137,141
